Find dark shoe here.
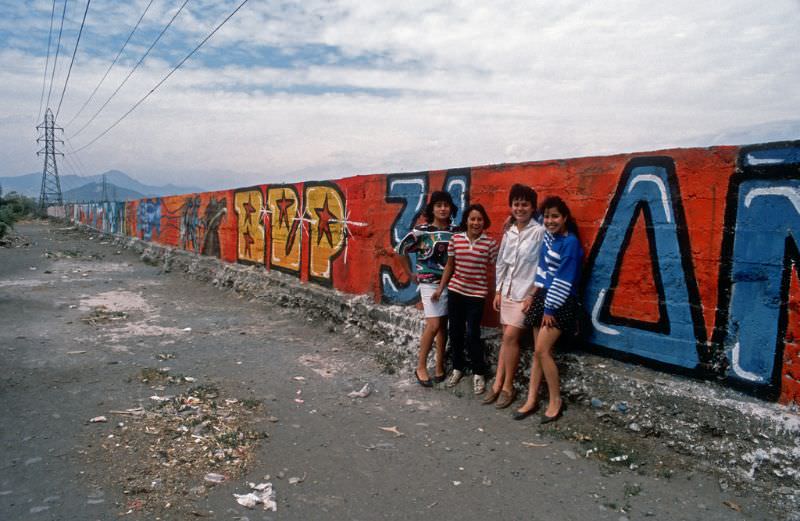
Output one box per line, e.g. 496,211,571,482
415,369,433,388
494,389,517,409
432,373,446,384
540,401,566,424
511,403,539,420
482,388,500,405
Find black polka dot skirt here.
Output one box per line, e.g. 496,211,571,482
524,289,579,336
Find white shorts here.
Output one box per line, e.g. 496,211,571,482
419,283,448,318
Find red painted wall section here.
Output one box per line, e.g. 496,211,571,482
65,141,800,405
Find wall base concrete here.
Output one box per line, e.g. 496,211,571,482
77,223,800,517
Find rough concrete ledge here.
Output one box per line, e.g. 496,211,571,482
76,224,800,516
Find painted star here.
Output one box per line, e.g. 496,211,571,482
276,190,295,230
243,196,257,226
315,194,339,247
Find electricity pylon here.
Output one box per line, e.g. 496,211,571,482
37,108,64,212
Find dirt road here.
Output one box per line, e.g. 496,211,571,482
0,221,773,520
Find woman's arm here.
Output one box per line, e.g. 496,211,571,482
432,256,455,301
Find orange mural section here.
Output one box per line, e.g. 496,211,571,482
64,141,800,405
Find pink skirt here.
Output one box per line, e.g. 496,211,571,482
500,296,527,329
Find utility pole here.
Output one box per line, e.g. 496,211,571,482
37,108,64,212
101,173,109,203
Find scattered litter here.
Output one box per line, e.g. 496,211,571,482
149,395,171,402
522,442,548,448
723,501,742,512
90,383,268,517
615,402,629,414
348,383,372,398
610,454,629,462
452,481,462,486
89,416,108,423
109,407,145,416
288,473,306,485
182,327,192,332
81,306,128,326
204,473,226,484
67,350,87,355
156,353,175,361
233,482,276,511
29,266,37,270
292,376,306,381
562,450,578,460
482,476,493,486
378,426,404,437
294,398,305,404
590,398,604,408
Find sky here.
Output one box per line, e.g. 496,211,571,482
1,0,799,190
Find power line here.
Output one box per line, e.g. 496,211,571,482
70,0,251,154
37,0,58,124
69,0,191,139
45,0,69,114
55,0,92,120
64,0,155,129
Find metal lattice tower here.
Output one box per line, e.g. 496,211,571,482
37,108,64,211
101,173,109,203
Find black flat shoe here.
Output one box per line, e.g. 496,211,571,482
432,373,446,384
415,369,433,388
540,401,566,424
511,404,539,421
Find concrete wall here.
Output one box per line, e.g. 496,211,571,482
61,140,800,404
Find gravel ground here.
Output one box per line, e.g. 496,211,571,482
0,221,779,520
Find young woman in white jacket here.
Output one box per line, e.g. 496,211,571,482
484,184,544,409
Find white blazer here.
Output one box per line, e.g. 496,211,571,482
495,219,545,301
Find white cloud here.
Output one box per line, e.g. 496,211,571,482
0,0,798,189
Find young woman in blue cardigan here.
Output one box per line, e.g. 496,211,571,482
517,196,583,423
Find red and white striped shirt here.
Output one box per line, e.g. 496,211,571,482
447,232,499,297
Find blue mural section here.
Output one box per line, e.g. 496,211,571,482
380,169,470,305
583,157,704,369
723,146,800,388
137,198,162,241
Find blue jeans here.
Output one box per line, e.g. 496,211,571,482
448,290,487,375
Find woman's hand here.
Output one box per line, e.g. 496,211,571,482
542,314,557,329
522,295,534,313
431,288,442,302
493,293,501,312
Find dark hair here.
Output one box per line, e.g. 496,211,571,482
508,184,537,207
540,195,579,236
459,203,491,231
424,191,456,223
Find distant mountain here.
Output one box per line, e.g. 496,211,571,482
0,170,204,199
62,182,145,203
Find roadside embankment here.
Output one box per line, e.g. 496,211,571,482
69,221,800,517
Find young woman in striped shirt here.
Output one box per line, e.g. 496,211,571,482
432,204,499,394
517,196,583,423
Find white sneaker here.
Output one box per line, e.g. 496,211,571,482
446,370,463,388
473,375,486,395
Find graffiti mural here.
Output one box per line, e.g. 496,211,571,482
379,168,471,305
234,188,266,265
201,196,227,258
305,182,346,285
266,185,302,274
582,157,707,370
64,140,800,404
